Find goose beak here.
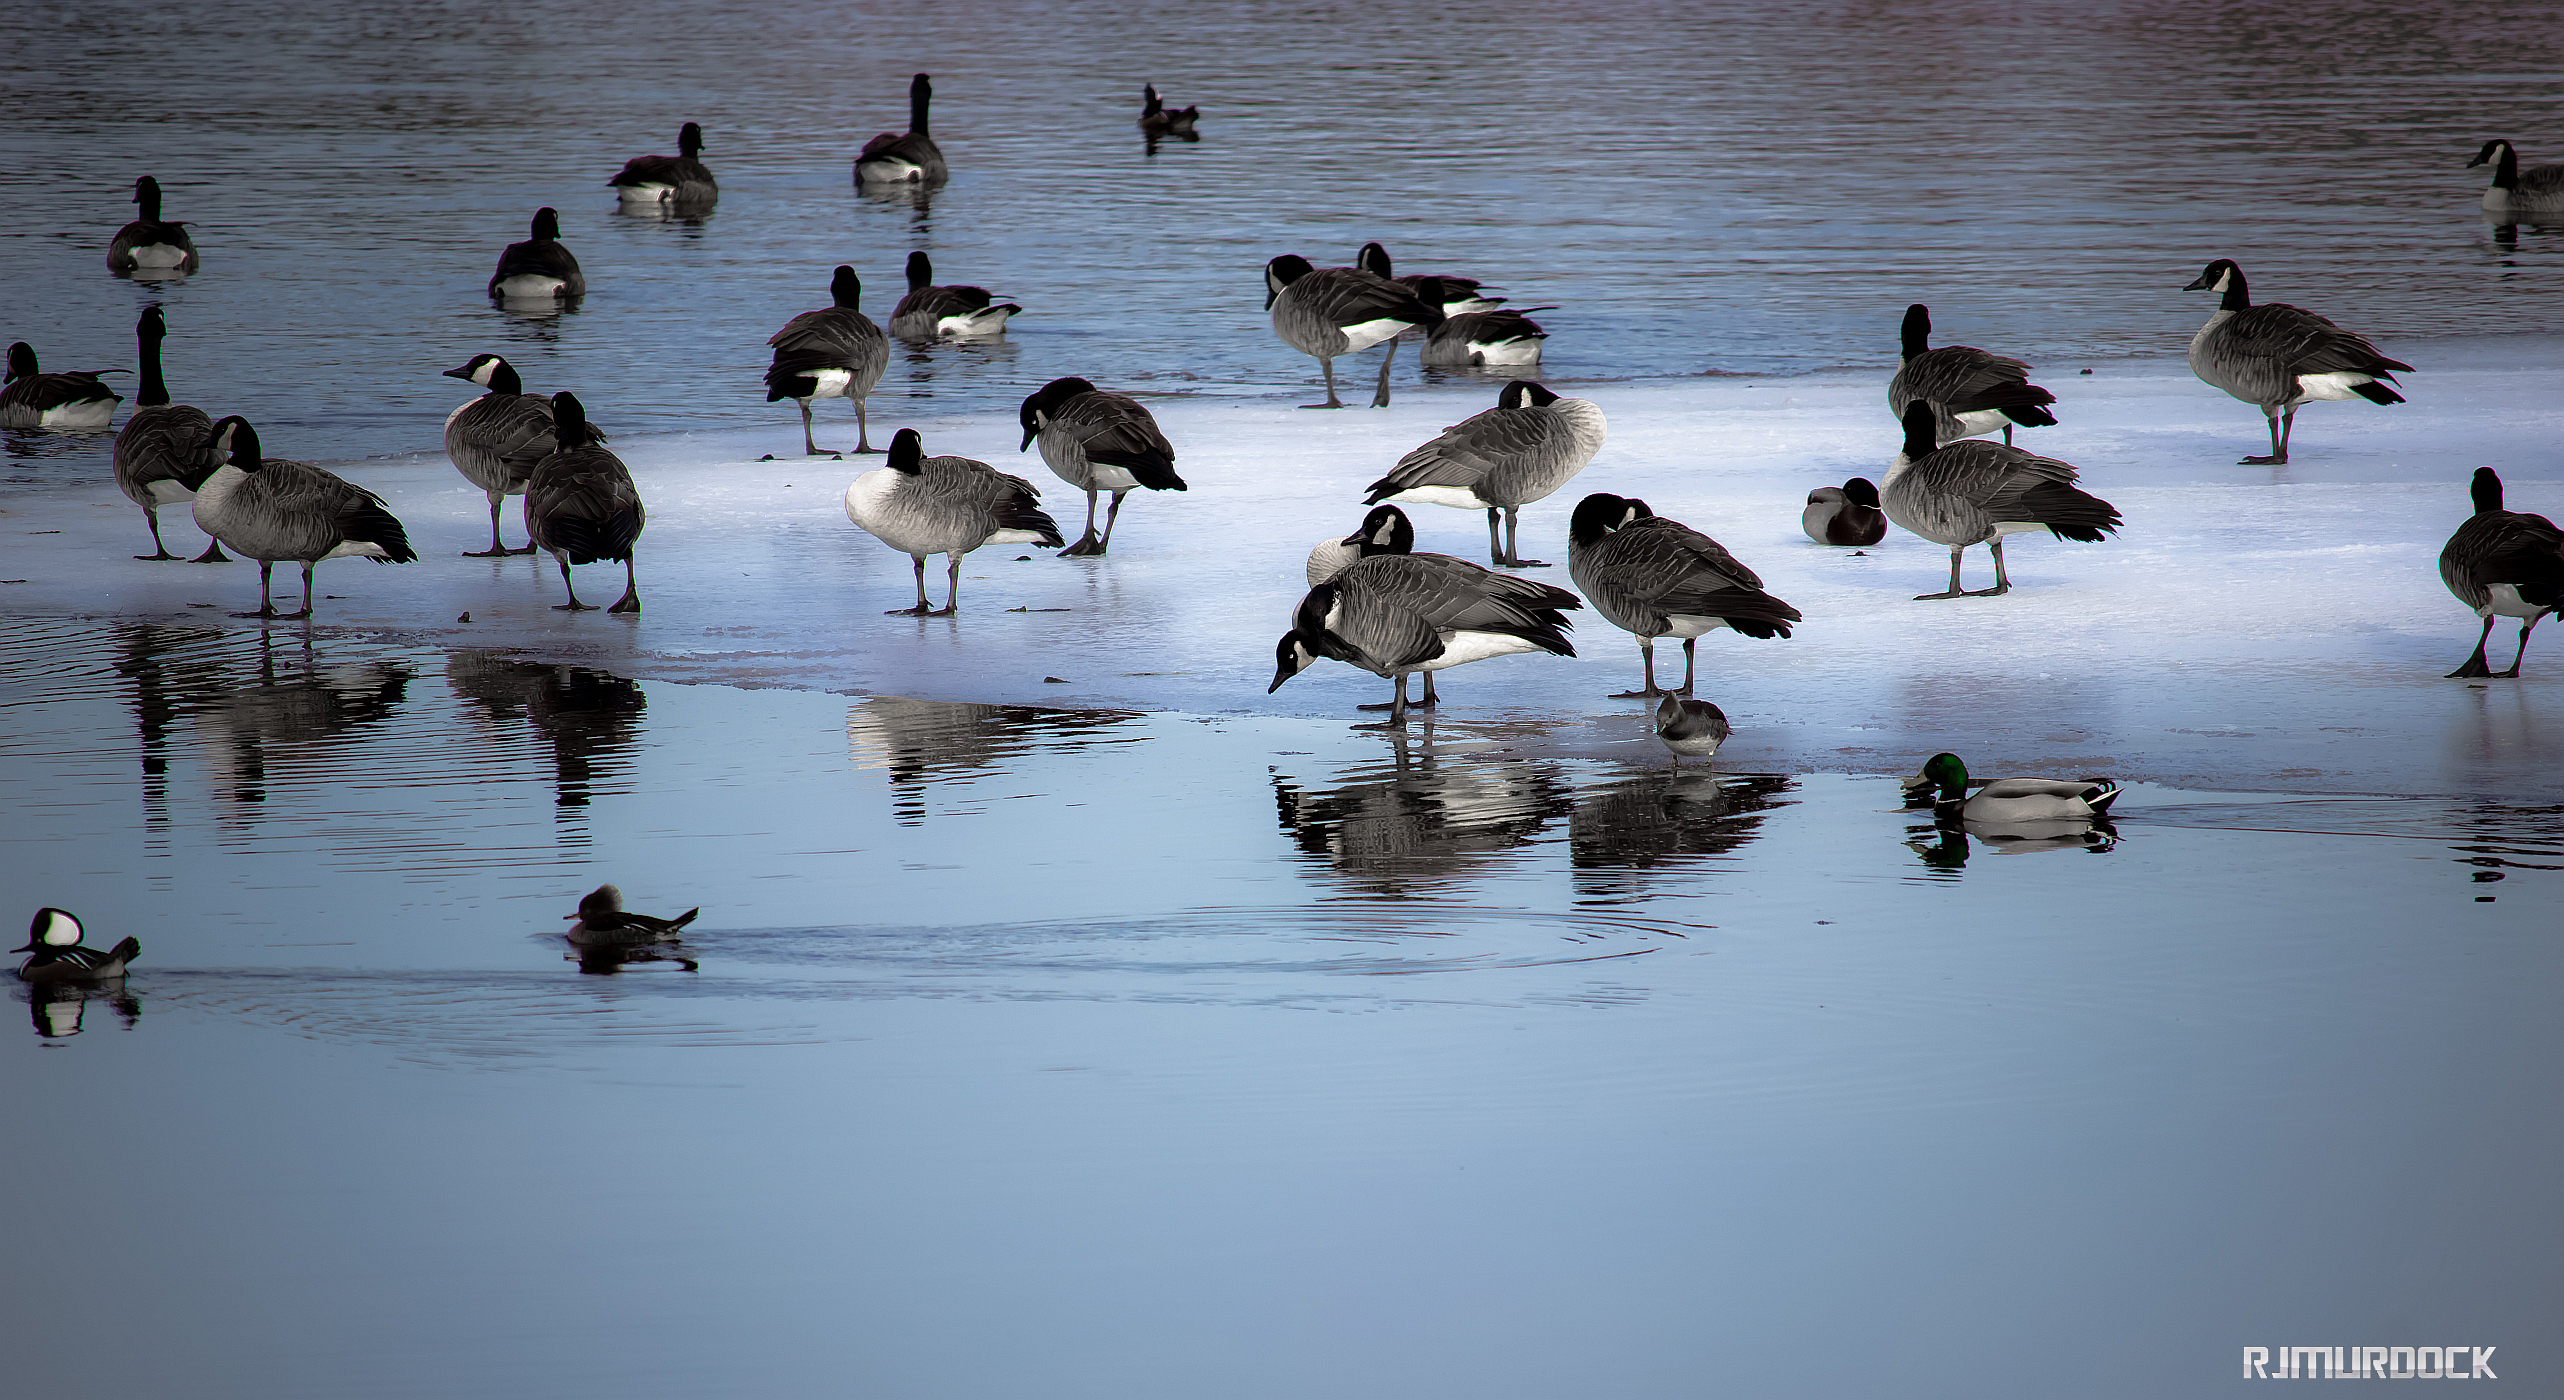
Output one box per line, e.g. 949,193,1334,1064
2181,269,2216,291
1018,425,1038,452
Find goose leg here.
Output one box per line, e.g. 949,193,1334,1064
1681,638,1698,695
853,397,882,455
1914,545,1971,600
189,535,230,563
2242,406,2289,465
1612,638,1664,699
2499,612,2545,678
282,562,316,620
1358,669,1438,711
607,557,640,614
2447,615,2499,678
933,554,961,616
1304,357,1345,410
1499,505,1547,567
1097,490,1129,552
2002,424,2015,447
1061,488,1105,555
887,554,936,615
798,400,822,455
466,489,534,556
1370,337,1399,408
553,554,596,611
231,560,281,618
1965,538,2012,597
137,507,181,561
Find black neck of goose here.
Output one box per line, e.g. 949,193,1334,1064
831,268,862,310
5,343,35,383
2218,265,2251,312
552,394,589,451
2470,468,2504,516
1899,304,1930,361
488,360,523,396
135,178,162,222
136,318,169,407
889,430,924,474
679,123,703,159
230,423,264,472
1143,84,1162,116
907,251,932,292
1900,405,1939,459
2491,142,2519,190
909,75,932,136
531,208,561,241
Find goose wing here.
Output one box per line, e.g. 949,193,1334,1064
448,393,570,491
1296,269,1440,330
259,459,421,562
491,239,583,285
1583,518,1800,637
526,446,645,563
2440,511,2564,609
1340,553,1580,652
610,153,685,187
765,308,888,394
2220,304,2412,378
1365,403,1569,500
1890,346,2057,422
114,404,218,499
1052,392,1183,489
927,457,1066,546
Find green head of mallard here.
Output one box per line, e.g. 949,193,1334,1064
1901,752,1969,805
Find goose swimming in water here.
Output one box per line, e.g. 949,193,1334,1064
847,428,1063,615
1138,84,1199,138
0,342,122,430
1568,493,1800,698
766,265,890,455
1269,548,1581,728
887,252,1019,340
1802,477,1886,546
1654,693,1731,766
1882,402,2119,599
1018,376,1184,556
190,416,418,618
2183,259,2409,465
2439,467,2564,679
488,207,584,300
1363,380,1607,567
1887,304,2057,446
442,353,602,557
2468,139,2564,219
1264,254,1442,408
107,176,198,275
609,122,718,206
1422,308,1550,368
856,73,949,185
1902,752,2120,825
113,307,228,562
565,885,699,945
14,909,140,984
524,392,645,614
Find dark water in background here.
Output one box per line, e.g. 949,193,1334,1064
4,0,2561,470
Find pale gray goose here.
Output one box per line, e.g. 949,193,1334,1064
1654,693,1731,766
1268,549,1580,728
1017,376,1184,555
190,416,417,619
1567,493,1799,698
1802,477,1886,546
2439,467,2564,678
524,392,645,614
2468,140,2564,218
0,342,122,429
442,353,603,556
2183,259,2409,465
1362,380,1607,567
887,252,1019,339
845,428,1062,615
1886,304,2057,446
855,74,949,184
1422,309,1550,368
608,122,718,205
1263,254,1442,408
112,307,228,562
487,207,584,300
1881,402,2119,599
765,265,890,454
106,176,198,274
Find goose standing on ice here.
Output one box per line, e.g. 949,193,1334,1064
488,207,584,300
608,122,718,207
1654,693,1731,766
1362,380,1606,567
2468,139,2564,219
2439,467,2564,679
1018,377,1184,555
1882,402,2119,599
887,252,1019,339
1423,309,1550,369
1138,85,1199,139
2183,259,2409,465
766,265,890,455
113,308,227,561
443,353,602,556
1568,492,1800,698
523,393,645,614
1269,549,1581,728
846,428,1062,615
107,176,199,275
1264,254,1442,408
855,74,949,185
14,909,140,984
1802,477,1887,546
1302,504,1461,712
1887,304,2057,446
191,417,417,618
0,342,122,429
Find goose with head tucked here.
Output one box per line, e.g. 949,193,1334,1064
1302,504,1461,712
766,265,890,455
608,122,718,206
1887,304,2057,447
847,428,1062,615
524,392,645,614
2183,259,2408,465
1355,243,1505,316
1422,308,1550,369
2439,467,2564,679
107,176,198,275
2467,139,2564,220
1902,752,2120,825
190,416,418,619
488,207,584,300
1654,693,1731,767
0,342,122,430
14,909,140,984
1263,254,1442,408
1802,477,1886,546
1270,548,1581,728
1138,84,1199,139
1568,493,1800,698
1882,402,2119,599
113,307,227,562
1362,380,1606,567
442,353,603,557
856,73,949,185
888,252,1019,340
1018,376,1184,556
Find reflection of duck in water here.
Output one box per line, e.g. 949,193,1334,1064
1273,758,1574,890
24,980,142,1038
1902,753,2119,856
15,909,140,982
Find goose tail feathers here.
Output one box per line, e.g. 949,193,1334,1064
2350,381,2405,406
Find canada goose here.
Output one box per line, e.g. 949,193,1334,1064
113,307,228,562
1901,752,2120,823
14,909,140,984
190,416,418,618
1567,492,1800,698
1263,254,1442,408
1422,309,1550,368
1362,379,1607,567
1354,243,1505,315
1268,549,1581,728
1882,402,2119,599
1887,304,2057,446
887,252,1019,339
608,122,718,205
766,265,890,455
1306,503,1413,588
1655,693,1731,766
488,207,584,300
1803,477,1887,546
2468,139,2564,218
1138,84,1199,138
524,392,644,614
855,73,949,184
107,176,198,274
0,342,122,429
565,885,699,946
441,353,604,556
2183,259,2409,465
1018,376,1184,555
2439,467,2564,679
846,427,1063,615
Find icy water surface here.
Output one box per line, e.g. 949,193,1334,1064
6,621,2559,1398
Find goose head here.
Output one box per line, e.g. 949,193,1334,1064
443,353,516,392
1268,631,1319,693
2469,466,2504,516
905,250,934,292
528,207,564,241
17,908,83,952
550,391,592,451
208,416,265,473
1842,476,1881,508
1568,492,1647,547
1899,303,1932,360
2182,258,2243,294
828,265,863,310
887,428,926,475
139,305,168,342
1018,377,1098,449
4,343,37,382
570,885,625,921
1263,255,1314,309
678,122,705,159
1347,504,1413,555
1496,379,1560,410
1356,242,1393,278
2466,139,2511,169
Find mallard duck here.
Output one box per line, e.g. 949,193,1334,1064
15,908,140,983
487,207,583,300
107,175,198,274
1017,376,1183,555
1886,303,2057,446
1901,752,2120,823
565,885,699,946
2183,259,2409,465
1568,493,1799,697
2439,467,2564,679
1269,548,1581,728
846,428,1063,615
113,307,227,562
1363,380,1607,567
1802,477,1886,546
608,122,717,206
855,74,949,185
1263,254,1442,408
1654,693,1731,765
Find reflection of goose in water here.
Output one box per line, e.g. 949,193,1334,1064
847,696,1143,827
444,654,646,810
1271,756,1574,892
190,643,412,804
1566,771,1793,895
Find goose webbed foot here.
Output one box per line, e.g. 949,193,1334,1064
1964,583,2010,597
1299,401,1348,410
607,594,640,614
1609,687,1669,699
553,600,598,612
1494,555,1549,568
462,546,516,558
2240,453,2287,466
884,604,937,616
1356,696,1435,711
136,549,182,561
192,542,231,563
2446,655,2494,679
1058,534,1107,557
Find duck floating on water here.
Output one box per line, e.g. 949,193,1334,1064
14,909,140,984
0,341,122,430
1901,752,2120,824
